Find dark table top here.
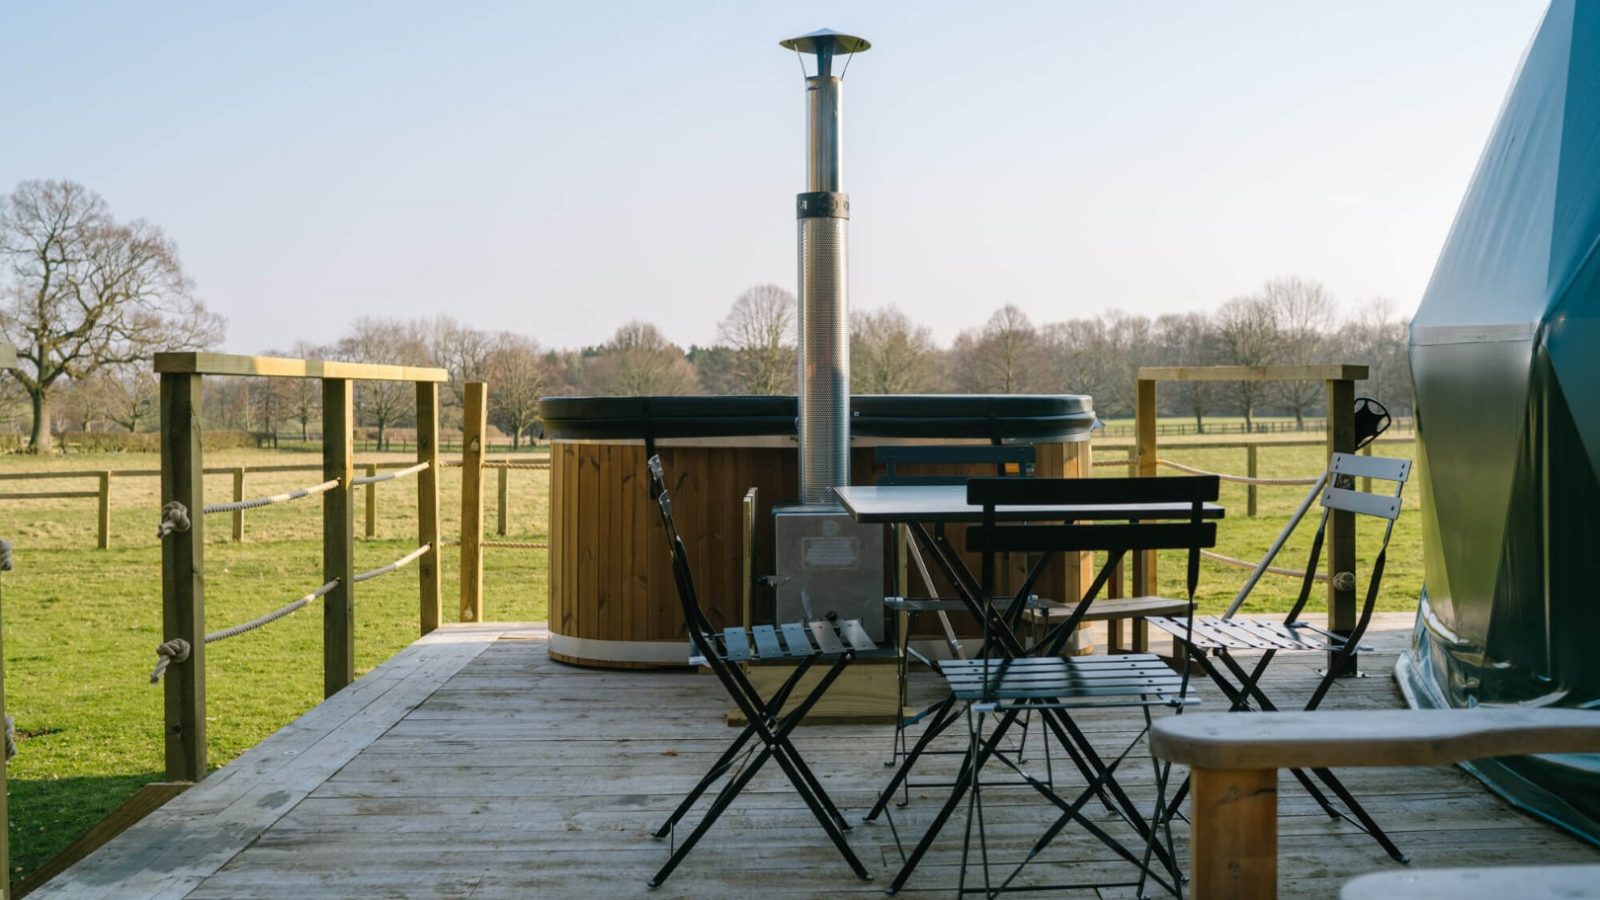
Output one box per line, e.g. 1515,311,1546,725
832,484,1225,524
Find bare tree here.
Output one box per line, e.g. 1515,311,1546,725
1153,312,1223,431
429,317,496,428
1215,295,1280,429
851,306,939,393
952,304,1046,393
335,317,429,450
0,180,223,451
485,333,550,448
89,362,159,432
1262,276,1336,428
716,285,796,395
581,321,699,396
282,340,324,442
1335,298,1413,416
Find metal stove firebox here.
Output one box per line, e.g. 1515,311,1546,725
772,505,885,642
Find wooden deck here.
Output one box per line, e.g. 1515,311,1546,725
34,615,1598,898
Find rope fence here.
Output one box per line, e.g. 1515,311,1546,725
1157,458,1320,486
202,478,340,515
480,540,548,550
353,543,432,583
351,461,429,486
149,577,342,683
1201,548,1327,583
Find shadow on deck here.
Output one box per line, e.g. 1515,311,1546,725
32,615,1597,899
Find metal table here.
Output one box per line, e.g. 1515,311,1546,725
834,483,1224,894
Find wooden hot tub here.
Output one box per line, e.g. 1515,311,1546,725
542,394,1096,668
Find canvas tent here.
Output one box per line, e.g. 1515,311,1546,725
1398,0,1600,843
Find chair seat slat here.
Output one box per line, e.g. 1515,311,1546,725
839,619,876,651
750,624,784,659
779,622,815,657
723,628,752,662
810,621,848,654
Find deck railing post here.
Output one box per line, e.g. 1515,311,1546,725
96,471,111,549
160,372,206,782
459,382,487,623
323,379,356,697
417,382,442,635
1326,377,1357,676
230,467,245,542
496,465,508,536
364,463,378,539
1133,378,1158,598
1247,444,1259,517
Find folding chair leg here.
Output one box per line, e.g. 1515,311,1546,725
652,721,759,839
886,707,1025,895
866,693,961,822
1310,765,1409,863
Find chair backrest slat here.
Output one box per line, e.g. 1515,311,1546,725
967,474,1220,507
1330,452,1411,483
1321,486,1402,520
968,522,1217,554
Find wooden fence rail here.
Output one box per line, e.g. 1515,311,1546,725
0,455,548,549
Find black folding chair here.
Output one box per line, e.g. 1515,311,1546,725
1146,450,1413,863
644,455,877,888
884,475,1218,897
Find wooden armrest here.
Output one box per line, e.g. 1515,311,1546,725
1158,709,1600,900
1151,708,1600,771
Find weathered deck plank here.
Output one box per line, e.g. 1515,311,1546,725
34,615,1600,899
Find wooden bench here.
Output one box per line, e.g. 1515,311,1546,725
1149,708,1600,899
1341,864,1600,899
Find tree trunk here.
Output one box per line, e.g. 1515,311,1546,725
28,390,52,454
376,421,387,452
1193,410,1205,433
511,428,521,450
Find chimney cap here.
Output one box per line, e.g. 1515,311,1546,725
779,29,871,56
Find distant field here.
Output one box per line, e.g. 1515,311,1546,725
0,437,1420,884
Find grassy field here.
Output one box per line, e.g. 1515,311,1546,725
0,437,1421,884
0,447,550,882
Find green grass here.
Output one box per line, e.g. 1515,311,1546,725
0,448,549,882
0,438,1422,884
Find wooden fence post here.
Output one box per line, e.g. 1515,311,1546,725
459,382,487,623
322,379,355,698
1133,378,1158,598
1360,443,1373,493
96,471,111,550
496,466,508,536
230,467,245,543
1327,377,1357,676
364,463,378,539
1246,445,1259,517
1,541,11,898
160,372,206,782
416,383,442,635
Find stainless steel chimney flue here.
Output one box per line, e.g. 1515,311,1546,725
780,29,870,504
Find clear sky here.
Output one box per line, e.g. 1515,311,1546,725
1,0,1550,354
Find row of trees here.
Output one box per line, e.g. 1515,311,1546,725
2,180,1414,451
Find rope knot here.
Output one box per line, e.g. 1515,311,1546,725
157,502,191,539
1332,571,1357,592
149,638,193,684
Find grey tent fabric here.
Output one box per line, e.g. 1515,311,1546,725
1398,0,1600,844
